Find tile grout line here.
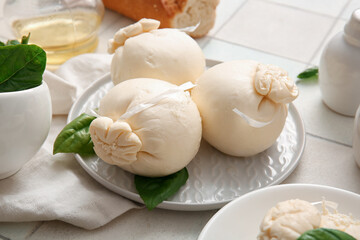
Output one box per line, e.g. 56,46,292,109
260,0,344,20
209,36,309,65
305,18,338,66
198,0,249,50
336,0,353,21
306,132,352,148
306,0,352,65
209,0,249,37
199,36,213,50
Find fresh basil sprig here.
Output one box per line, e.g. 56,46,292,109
0,33,46,92
135,168,189,210
298,228,356,240
297,67,318,82
53,113,96,155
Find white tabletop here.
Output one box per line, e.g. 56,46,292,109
1,0,360,239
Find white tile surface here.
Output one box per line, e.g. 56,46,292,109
195,36,211,48
99,9,125,34
265,0,349,17
202,38,306,79
311,19,346,65
283,134,360,194
99,9,133,35
28,209,216,240
215,0,335,62
294,80,354,146
208,0,247,36
341,0,360,20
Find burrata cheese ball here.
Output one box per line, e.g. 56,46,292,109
191,60,298,157
89,78,202,177
258,199,321,240
109,18,206,86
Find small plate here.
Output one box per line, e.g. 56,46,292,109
68,60,305,211
198,184,360,240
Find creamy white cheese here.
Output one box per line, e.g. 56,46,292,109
110,19,205,86
320,201,360,239
89,78,202,177
258,199,360,240
191,60,299,157
258,199,321,240
107,18,160,54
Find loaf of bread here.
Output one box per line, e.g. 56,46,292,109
102,0,219,38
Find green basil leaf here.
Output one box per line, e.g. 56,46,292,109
6,39,20,46
53,113,97,155
297,67,319,80
298,228,356,240
0,44,46,92
135,168,189,210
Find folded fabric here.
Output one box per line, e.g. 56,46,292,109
44,53,112,115
0,54,141,230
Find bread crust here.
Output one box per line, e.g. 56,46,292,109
102,0,218,37
102,0,183,28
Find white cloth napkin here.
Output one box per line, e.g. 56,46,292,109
44,53,113,115
0,54,142,230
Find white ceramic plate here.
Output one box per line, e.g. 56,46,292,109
198,184,360,240
68,60,305,211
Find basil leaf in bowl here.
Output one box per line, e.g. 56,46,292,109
298,228,356,240
0,34,46,92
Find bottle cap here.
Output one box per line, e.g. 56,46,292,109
344,9,360,46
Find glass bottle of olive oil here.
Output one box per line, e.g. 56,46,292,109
4,0,104,67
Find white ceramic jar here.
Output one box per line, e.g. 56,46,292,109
319,9,360,117
0,82,52,179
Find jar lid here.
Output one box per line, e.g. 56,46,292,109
344,9,360,46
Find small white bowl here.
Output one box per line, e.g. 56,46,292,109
0,82,52,179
